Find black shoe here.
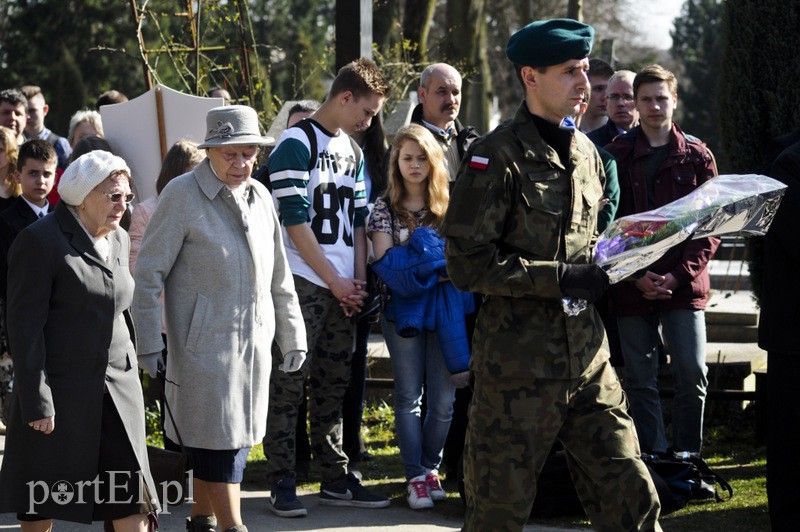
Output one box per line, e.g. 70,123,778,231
269,477,308,517
319,472,390,508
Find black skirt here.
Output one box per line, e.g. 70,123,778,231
18,392,155,522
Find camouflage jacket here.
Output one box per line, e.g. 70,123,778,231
441,103,608,380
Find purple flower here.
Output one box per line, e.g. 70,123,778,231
595,236,626,263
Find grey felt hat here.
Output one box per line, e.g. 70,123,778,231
198,105,274,149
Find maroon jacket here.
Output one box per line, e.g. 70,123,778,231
604,123,720,316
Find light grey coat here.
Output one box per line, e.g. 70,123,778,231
132,159,306,449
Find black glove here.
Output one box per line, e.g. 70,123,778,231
558,263,609,303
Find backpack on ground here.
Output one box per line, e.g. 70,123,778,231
642,452,734,515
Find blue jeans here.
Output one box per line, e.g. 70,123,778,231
617,309,708,454
382,317,456,480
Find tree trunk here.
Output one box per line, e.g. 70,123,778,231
444,0,491,133
373,0,401,54
402,0,436,64
567,0,582,20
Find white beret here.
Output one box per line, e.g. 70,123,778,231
58,151,131,206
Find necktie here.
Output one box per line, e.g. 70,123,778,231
38,212,44,219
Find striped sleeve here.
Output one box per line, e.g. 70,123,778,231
269,135,312,226
353,156,368,228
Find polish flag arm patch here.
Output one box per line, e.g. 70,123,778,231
468,155,489,170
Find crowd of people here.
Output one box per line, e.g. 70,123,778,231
0,15,793,532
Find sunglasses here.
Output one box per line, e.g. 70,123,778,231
98,191,135,204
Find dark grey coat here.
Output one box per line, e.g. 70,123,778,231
0,202,159,522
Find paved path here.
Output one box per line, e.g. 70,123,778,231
0,434,583,531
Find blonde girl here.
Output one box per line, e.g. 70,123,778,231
0,127,20,208
367,123,456,510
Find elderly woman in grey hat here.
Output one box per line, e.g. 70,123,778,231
0,150,160,530
132,105,307,532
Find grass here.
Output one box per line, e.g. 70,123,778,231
146,396,769,530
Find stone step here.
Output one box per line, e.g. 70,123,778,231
712,236,748,261
705,311,757,326
708,259,751,290
366,331,392,381
705,289,758,325
707,323,759,343
660,342,767,412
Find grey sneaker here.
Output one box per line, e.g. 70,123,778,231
319,472,390,508
269,477,308,517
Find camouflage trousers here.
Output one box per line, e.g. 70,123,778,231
463,360,661,532
263,275,355,484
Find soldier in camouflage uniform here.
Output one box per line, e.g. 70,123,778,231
441,19,661,531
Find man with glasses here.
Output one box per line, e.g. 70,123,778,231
588,70,639,147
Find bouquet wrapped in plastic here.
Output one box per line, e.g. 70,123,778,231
563,174,787,315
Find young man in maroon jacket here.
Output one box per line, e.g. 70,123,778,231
604,64,719,456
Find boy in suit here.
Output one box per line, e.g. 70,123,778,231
0,139,56,431
0,139,56,297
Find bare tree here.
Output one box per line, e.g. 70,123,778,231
567,0,583,20
403,0,436,63
442,0,492,132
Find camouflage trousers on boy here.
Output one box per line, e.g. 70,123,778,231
263,275,355,484
463,360,661,532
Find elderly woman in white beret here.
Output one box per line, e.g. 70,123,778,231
0,151,160,530
132,105,307,532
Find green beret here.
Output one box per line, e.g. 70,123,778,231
506,19,594,67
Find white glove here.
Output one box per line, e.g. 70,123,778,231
279,350,307,373
449,371,470,389
139,352,165,378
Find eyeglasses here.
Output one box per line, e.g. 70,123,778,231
98,191,135,204
608,93,635,103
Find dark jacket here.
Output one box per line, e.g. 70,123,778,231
604,123,720,316
372,227,474,374
0,202,159,521
410,103,479,182
588,120,622,148
758,139,800,352
596,145,620,232
0,197,52,301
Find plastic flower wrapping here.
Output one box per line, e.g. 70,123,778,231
562,174,787,315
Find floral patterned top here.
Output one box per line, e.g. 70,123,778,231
367,197,430,246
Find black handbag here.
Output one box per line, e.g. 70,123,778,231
359,262,390,322
146,373,189,507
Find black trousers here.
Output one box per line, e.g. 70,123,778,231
767,351,800,531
